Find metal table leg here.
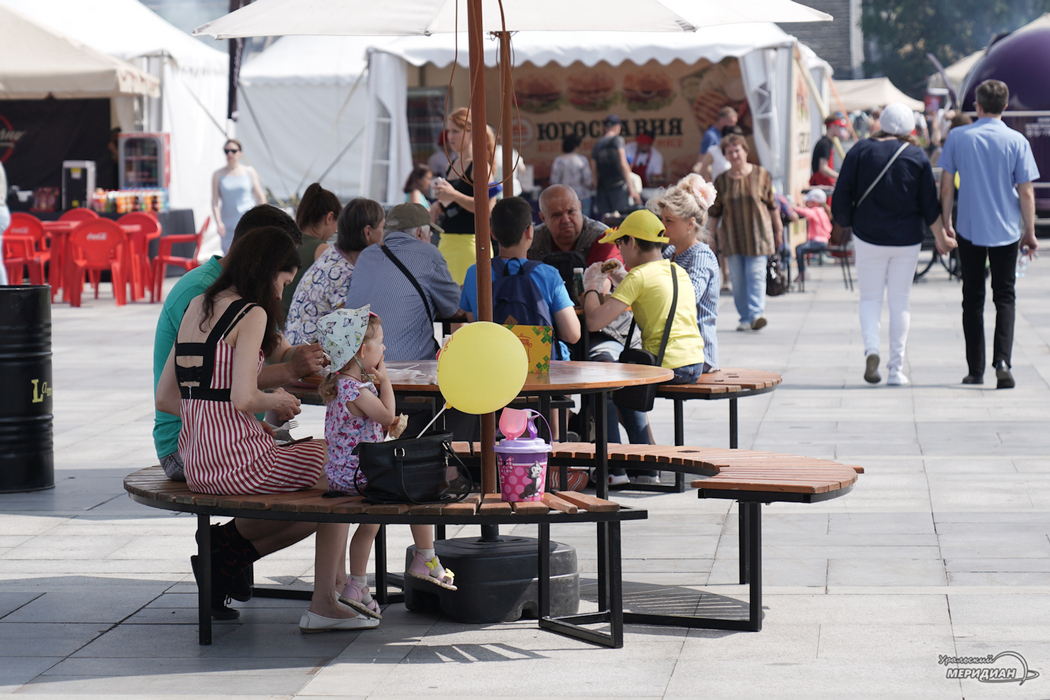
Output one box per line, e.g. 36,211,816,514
196,514,212,646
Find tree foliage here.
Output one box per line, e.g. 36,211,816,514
861,0,1050,97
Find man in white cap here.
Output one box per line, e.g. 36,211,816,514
939,79,1040,388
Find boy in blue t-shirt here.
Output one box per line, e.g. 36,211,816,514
460,197,581,359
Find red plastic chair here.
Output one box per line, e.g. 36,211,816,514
59,207,100,223
3,213,51,285
66,220,128,307
118,211,162,302
152,216,209,303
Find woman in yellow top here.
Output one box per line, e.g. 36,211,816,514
582,209,705,485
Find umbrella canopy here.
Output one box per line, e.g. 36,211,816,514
196,0,829,38
0,5,159,99
831,77,924,113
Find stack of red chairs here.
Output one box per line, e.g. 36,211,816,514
66,220,128,307
118,211,162,302
3,213,51,285
152,216,209,303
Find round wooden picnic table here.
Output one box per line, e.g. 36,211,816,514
285,359,672,499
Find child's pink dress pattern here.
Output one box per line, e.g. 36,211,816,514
324,375,386,493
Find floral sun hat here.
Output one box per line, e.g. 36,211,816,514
318,305,371,375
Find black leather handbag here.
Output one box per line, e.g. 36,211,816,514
353,431,473,504
612,263,678,413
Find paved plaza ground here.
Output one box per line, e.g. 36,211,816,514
2,253,1049,699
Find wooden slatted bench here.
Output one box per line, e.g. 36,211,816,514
124,466,646,648
454,442,861,632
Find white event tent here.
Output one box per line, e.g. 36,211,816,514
0,5,159,100
0,0,229,252
240,23,831,204
831,77,924,113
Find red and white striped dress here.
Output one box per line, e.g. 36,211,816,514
178,300,325,495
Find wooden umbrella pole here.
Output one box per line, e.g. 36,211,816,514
467,0,497,493
499,31,514,202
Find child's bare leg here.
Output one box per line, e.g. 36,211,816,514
348,524,380,577
309,523,355,618
333,525,350,592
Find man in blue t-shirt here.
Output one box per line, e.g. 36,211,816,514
700,106,738,159
939,79,1040,389
459,197,581,360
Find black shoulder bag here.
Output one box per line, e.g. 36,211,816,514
381,244,440,354
353,431,474,504
613,262,678,412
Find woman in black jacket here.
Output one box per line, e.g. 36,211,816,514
832,102,954,386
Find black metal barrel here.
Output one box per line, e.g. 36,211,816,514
0,285,54,492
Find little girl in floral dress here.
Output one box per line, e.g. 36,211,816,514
313,307,455,630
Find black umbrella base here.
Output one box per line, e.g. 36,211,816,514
403,537,579,623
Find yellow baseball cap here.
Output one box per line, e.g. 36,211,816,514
598,209,669,245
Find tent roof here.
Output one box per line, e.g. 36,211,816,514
376,23,799,69
929,13,1050,92
0,5,159,99
241,23,828,85
0,0,227,74
831,77,924,113
242,36,399,86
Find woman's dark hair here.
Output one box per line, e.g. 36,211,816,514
295,182,342,230
224,138,243,151
950,112,973,130
403,164,433,194
562,134,582,153
200,226,301,356
336,198,385,253
721,133,749,152
721,125,744,138
871,130,922,147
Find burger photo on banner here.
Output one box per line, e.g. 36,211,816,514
507,58,753,185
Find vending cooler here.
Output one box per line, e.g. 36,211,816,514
118,132,171,189
61,161,96,210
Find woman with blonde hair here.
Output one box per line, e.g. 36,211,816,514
430,107,501,284
650,173,720,371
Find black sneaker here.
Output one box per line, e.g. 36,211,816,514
994,361,1015,389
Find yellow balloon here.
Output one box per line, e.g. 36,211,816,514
437,322,528,414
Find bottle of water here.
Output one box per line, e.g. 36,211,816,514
1016,247,1030,278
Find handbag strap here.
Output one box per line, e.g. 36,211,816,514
655,262,679,367
382,244,433,320
855,141,909,209
394,440,473,505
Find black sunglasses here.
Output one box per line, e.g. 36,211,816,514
224,148,240,154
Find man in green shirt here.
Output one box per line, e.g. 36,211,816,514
152,205,327,618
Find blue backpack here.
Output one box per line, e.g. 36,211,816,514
491,258,562,360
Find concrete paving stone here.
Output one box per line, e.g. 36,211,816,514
0,657,63,694
816,623,955,661
15,672,313,696
945,594,1050,627
947,572,1050,586
2,588,165,624
753,594,952,626
0,592,41,618
0,623,110,657
709,556,828,588
828,511,935,534
938,534,1050,560
827,558,947,587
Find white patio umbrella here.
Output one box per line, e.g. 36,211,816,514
196,0,831,491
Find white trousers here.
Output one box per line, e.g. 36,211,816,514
852,237,921,374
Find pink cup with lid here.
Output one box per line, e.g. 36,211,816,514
494,409,552,503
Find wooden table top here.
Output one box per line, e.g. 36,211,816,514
384,360,673,394
655,368,782,398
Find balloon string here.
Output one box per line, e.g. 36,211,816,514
416,404,448,439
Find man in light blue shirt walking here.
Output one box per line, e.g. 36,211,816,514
939,79,1040,389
